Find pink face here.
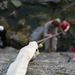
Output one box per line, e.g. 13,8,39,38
63,21,67,26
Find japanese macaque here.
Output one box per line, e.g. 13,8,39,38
6,41,39,75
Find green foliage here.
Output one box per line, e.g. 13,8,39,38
51,14,65,20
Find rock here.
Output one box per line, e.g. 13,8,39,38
59,3,75,14
44,0,61,4
0,1,8,10
16,19,26,30
26,14,35,20
30,26,43,41
26,25,32,32
11,0,22,8
0,61,9,75
36,14,47,21
10,34,22,44
23,0,43,4
8,10,18,19
6,31,28,48
41,3,48,6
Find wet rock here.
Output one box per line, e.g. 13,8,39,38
30,26,43,41
44,0,61,4
8,10,18,19
0,1,8,10
11,0,22,8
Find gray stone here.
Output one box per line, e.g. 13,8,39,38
36,14,47,21
44,0,61,4
11,0,22,8
31,26,43,41
41,3,48,6
0,1,8,10
10,34,22,44
9,10,18,19
6,31,28,48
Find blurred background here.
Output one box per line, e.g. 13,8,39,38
0,0,75,51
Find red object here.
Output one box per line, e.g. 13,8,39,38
70,48,75,52
60,22,70,30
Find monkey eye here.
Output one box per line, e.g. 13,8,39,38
36,49,38,51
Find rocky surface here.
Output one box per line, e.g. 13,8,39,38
27,52,75,75
0,47,75,75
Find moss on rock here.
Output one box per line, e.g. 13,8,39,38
1,17,11,30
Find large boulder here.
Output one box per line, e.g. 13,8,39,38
30,26,43,41
44,0,61,4
6,31,28,49
11,0,22,8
